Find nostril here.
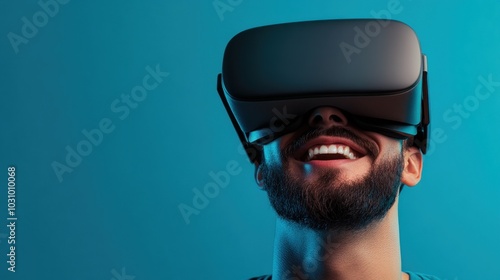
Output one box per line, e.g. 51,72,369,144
312,115,323,124
330,115,342,123
308,107,348,127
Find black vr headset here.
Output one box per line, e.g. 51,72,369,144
217,19,429,163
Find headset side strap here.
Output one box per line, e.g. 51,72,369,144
217,74,261,163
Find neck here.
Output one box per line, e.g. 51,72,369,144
272,196,408,280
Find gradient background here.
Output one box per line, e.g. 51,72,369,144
1,1,499,279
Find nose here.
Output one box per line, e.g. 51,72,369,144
308,107,348,128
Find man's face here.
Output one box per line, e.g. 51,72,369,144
256,107,422,231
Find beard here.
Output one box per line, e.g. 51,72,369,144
260,127,404,232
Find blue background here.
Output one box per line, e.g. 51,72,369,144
1,1,499,279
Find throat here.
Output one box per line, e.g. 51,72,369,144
273,208,403,280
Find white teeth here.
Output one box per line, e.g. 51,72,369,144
306,144,358,161
328,145,337,153
343,146,350,156
319,145,328,154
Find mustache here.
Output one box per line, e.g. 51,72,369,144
282,126,378,159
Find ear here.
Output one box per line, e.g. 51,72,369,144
401,146,423,187
254,162,265,189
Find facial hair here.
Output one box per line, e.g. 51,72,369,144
260,127,404,232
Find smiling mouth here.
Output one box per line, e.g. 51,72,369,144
304,144,363,162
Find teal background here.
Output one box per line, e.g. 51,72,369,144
1,0,499,279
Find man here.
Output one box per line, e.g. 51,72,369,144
217,19,439,280
248,106,437,280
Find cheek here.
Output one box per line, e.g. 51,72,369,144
262,141,285,166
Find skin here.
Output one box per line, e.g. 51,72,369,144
254,107,423,280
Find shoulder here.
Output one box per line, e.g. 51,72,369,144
406,271,442,280
248,275,272,280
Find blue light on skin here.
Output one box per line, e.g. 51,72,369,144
260,132,315,176
303,162,314,176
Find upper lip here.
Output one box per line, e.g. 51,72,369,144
294,136,369,161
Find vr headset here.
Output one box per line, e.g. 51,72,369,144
217,19,429,163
